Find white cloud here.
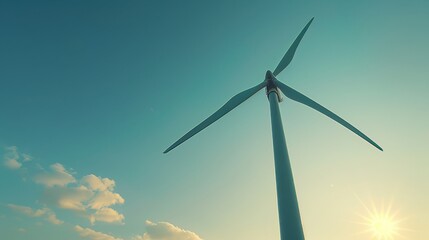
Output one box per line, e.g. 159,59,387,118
4,158,22,169
3,146,22,169
43,185,93,211
42,178,125,225
75,225,123,240
46,211,63,225
22,153,32,162
8,204,45,217
4,146,125,227
82,174,115,191
34,163,76,187
88,190,125,210
82,174,125,213
4,146,19,158
8,204,63,225
135,220,203,240
89,207,124,225
42,178,125,215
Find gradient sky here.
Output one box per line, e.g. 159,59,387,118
1,1,428,240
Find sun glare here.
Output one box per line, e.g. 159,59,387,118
356,198,407,240
368,208,397,239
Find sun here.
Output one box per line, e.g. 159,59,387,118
367,207,398,239
356,198,407,240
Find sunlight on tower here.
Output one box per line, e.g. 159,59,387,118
356,198,409,240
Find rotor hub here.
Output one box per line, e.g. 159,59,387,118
265,70,282,101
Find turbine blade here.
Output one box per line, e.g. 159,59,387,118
274,79,383,151
273,17,314,76
164,81,266,153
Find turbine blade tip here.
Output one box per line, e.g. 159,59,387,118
373,143,383,152
163,148,171,154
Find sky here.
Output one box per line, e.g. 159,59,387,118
0,0,428,240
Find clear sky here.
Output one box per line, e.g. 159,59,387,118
1,0,428,240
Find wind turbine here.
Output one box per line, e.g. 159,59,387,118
164,17,383,240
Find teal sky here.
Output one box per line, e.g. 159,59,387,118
1,1,428,240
